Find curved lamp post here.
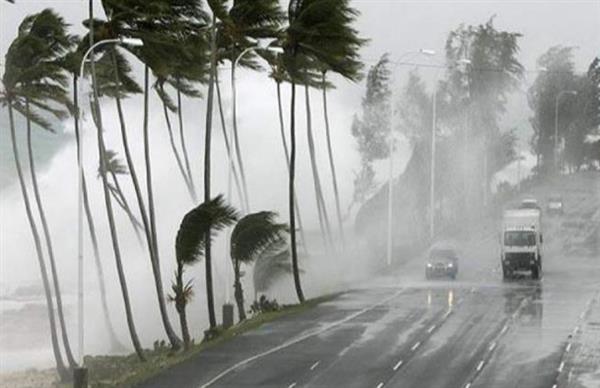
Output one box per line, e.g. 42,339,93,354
76,36,143,365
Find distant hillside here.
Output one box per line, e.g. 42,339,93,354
0,110,70,190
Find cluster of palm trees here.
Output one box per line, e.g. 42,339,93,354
1,0,364,379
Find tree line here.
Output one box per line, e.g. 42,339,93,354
1,0,365,380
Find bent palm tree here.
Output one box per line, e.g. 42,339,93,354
282,0,365,302
230,211,287,321
2,9,78,371
172,195,238,349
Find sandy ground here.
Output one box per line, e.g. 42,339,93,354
0,369,58,388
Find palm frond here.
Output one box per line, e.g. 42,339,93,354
176,195,238,265
230,211,288,264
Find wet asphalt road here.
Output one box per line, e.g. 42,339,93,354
140,180,599,388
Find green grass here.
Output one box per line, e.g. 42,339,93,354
65,294,335,388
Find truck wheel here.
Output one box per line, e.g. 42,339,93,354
531,264,540,280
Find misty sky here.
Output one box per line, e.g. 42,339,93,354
0,0,598,287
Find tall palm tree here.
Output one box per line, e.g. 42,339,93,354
267,55,309,255
1,9,78,372
172,195,237,349
1,25,70,379
58,45,124,351
282,0,365,302
230,211,287,321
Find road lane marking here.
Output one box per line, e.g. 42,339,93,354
489,342,496,351
411,342,421,351
376,383,384,388
566,343,571,352
427,325,436,333
476,360,484,372
572,326,579,335
465,383,471,388
310,361,320,371
500,324,508,335
199,288,406,387
579,312,585,319
558,361,565,372
393,360,403,371
470,287,475,293
444,310,452,319
288,383,297,388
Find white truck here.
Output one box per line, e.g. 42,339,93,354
501,208,543,280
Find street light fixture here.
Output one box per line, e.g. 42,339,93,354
76,36,143,367
554,90,577,173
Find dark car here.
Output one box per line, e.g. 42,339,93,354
425,247,459,280
547,196,564,215
519,198,541,211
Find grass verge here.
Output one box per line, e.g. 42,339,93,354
61,294,336,388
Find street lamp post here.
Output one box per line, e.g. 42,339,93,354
76,36,142,368
554,90,577,173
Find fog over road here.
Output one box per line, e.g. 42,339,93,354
139,175,600,388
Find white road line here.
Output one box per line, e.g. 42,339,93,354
199,288,406,387
411,342,421,351
476,360,485,372
500,324,508,335
376,383,384,388
566,343,572,352
579,312,585,319
552,384,557,388
573,326,579,335
310,361,320,371
288,383,297,388
489,342,497,352
427,325,436,333
393,360,404,371
444,310,452,319
465,383,472,388
558,361,565,373
470,287,475,293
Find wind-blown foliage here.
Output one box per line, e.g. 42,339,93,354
1,9,77,377
230,211,288,321
172,195,238,348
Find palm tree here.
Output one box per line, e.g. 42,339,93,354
267,55,309,255
230,211,287,321
282,0,366,302
172,195,238,349
1,9,79,372
1,26,71,380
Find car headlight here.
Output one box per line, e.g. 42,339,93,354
448,263,454,268
427,263,433,268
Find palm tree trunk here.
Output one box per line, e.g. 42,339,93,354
233,262,246,321
216,71,245,210
176,87,197,200
304,85,334,250
289,80,305,303
276,81,308,256
24,99,77,369
321,72,345,247
160,87,196,201
204,16,218,329
8,103,70,380
110,51,181,349
108,171,144,247
141,65,183,349
174,262,191,350
93,101,145,361
230,64,251,212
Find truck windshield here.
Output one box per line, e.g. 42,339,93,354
504,231,536,246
